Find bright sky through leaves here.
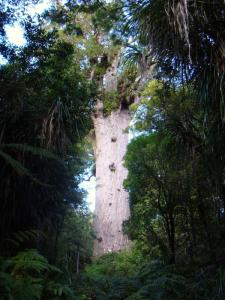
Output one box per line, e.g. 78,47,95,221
3,0,96,212
5,0,51,46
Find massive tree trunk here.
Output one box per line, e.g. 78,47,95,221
93,56,131,256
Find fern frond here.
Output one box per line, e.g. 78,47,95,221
0,149,52,186
6,230,46,248
10,249,50,275
1,143,61,162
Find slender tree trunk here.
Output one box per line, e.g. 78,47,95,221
76,245,80,275
165,211,175,264
197,190,214,258
169,213,175,264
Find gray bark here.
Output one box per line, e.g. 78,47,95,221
93,56,131,256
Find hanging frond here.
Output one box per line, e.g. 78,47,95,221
1,144,61,162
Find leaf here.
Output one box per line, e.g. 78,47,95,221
0,149,52,186
1,143,61,162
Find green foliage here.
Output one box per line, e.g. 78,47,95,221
6,230,45,249
126,0,225,121
0,144,61,186
76,249,143,300
91,1,122,33
56,208,95,282
86,249,143,278
0,249,75,300
122,75,225,297
0,15,95,258
47,1,124,84
74,248,225,300
2,1,225,300
103,91,120,115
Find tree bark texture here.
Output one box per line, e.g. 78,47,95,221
93,56,131,256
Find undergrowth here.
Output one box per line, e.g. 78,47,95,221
75,249,225,300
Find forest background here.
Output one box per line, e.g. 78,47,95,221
1,0,225,299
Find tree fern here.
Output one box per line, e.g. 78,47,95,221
0,249,75,300
9,249,56,275
6,230,46,248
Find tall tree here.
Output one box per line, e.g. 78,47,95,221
48,0,144,255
